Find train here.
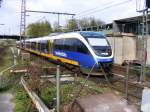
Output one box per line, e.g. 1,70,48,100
18,31,114,75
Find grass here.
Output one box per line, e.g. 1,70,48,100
12,80,33,112
0,46,13,71
0,40,37,112
39,77,111,108
25,53,112,109
0,39,19,71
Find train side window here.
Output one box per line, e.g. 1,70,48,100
63,38,76,52
37,41,41,51
40,40,49,53
49,40,54,54
46,40,49,53
63,38,72,51
55,39,64,50
75,39,89,54
25,42,30,49
63,39,68,50
31,42,36,50
71,38,77,51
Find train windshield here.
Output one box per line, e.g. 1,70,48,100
80,32,111,56
87,38,108,46
87,38,111,57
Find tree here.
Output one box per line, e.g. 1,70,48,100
26,21,53,37
89,17,97,27
64,17,105,31
66,19,78,31
78,18,90,28
53,21,62,32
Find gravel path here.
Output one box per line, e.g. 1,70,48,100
0,93,14,112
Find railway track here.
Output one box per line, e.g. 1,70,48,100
21,52,150,109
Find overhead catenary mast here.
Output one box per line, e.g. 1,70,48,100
25,10,75,30
20,0,75,38
136,0,150,82
20,0,26,40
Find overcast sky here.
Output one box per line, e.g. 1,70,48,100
0,0,145,35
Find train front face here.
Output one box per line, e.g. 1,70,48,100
80,32,114,73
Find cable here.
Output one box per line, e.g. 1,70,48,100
76,0,133,18
76,0,114,16
70,62,97,110
77,0,132,18
75,63,97,97
70,62,113,110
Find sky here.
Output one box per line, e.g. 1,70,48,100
0,0,145,35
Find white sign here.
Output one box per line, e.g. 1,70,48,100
55,51,67,57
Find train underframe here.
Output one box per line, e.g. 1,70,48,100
80,62,113,77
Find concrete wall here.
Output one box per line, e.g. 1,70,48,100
122,36,137,61
107,36,137,65
107,35,150,66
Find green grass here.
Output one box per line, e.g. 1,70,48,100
40,85,56,108
12,81,33,112
0,41,36,112
0,47,13,71
39,77,111,108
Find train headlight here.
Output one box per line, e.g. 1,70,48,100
107,48,112,55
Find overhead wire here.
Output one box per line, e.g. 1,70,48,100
76,0,114,16
76,0,133,19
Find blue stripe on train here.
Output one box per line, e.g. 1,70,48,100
53,50,95,68
53,49,113,69
96,58,114,63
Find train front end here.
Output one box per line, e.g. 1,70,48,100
80,32,114,75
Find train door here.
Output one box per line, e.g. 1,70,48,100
36,41,41,52
49,39,54,54
46,40,49,54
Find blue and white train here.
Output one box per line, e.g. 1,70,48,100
18,31,114,75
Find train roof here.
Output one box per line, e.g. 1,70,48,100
23,31,106,42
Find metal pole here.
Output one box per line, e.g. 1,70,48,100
140,8,148,82
125,61,129,101
72,15,74,31
56,65,60,112
0,73,2,89
58,14,60,30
